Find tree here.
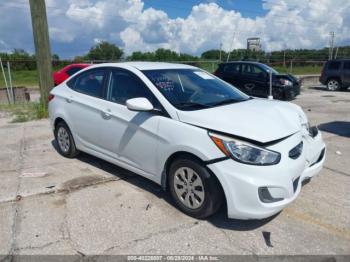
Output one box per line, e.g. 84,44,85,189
85,41,123,61
52,54,60,61
201,49,223,60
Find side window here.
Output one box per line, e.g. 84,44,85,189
242,64,252,74
251,65,264,74
66,66,83,76
224,64,240,73
107,69,159,107
344,61,350,70
73,69,106,98
328,61,341,70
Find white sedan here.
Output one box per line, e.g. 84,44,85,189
49,62,326,219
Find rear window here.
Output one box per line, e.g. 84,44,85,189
223,63,240,73
327,61,341,70
66,66,83,76
69,69,107,98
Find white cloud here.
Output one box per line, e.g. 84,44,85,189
0,0,349,58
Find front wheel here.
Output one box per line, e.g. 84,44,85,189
326,79,341,91
169,158,223,219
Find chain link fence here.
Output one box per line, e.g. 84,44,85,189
0,58,327,91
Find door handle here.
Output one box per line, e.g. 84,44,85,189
65,96,74,103
101,109,112,120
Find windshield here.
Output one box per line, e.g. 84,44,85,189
260,64,279,74
142,69,250,110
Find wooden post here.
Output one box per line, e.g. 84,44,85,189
29,0,53,108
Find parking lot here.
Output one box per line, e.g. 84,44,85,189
0,87,349,257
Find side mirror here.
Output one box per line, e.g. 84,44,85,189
126,97,154,112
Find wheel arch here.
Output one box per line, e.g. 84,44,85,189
161,151,227,205
327,76,342,85
54,117,67,129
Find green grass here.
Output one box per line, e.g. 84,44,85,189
272,65,323,75
0,70,38,89
0,102,48,123
0,64,322,89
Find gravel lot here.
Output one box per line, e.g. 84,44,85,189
0,87,349,258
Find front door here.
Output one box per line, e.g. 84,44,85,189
100,68,163,176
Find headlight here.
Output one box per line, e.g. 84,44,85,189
209,133,281,166
280,79,293,86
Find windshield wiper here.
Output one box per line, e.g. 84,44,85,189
209,98,247,107
174,102,210,109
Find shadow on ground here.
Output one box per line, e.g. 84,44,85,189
309,86,350,92
318,121,350,138
51,139,277,231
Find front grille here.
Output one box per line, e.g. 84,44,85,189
289,141,303,159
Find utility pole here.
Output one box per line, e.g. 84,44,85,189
29,0,54,108
227,31,237,62
334,46,339,59
329,31,335,60
219,43,222,61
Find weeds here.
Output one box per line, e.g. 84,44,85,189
0,102,48,123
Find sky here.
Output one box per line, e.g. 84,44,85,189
0,0,349,58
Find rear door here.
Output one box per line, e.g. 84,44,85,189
221,63,242,88
241,64,267,96
343,61,350,87
326,60,342,80
64,68,111,152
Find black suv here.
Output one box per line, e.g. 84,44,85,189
214,61,300,100
319,60,350,91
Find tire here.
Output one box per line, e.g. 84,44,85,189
169,157,224,219
54,121,79,158
272,88,284,100
326,79,341,91
284,90,296,101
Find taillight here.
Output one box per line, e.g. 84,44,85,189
48,94,55,102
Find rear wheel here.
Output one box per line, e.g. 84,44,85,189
169,157,223,219
326,79,341,91
54,121,79,158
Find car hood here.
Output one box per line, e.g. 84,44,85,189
177,98,304,144
275,73,299,84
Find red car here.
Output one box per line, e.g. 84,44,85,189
53,64,90,85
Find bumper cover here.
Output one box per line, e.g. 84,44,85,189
208,130,325,220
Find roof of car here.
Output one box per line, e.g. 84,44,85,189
326,59,350,62
220,61,264,65
90,62,196,70
66,63,90,67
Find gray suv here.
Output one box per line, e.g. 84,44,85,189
319,60,350,91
